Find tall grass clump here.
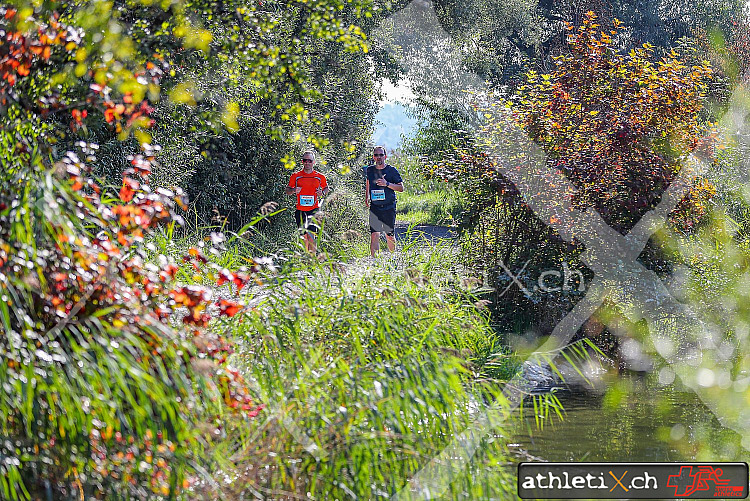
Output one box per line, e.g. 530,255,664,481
198,245,520,498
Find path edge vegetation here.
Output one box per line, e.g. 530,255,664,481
5,0,750,498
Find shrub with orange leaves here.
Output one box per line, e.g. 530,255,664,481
433,13,720,237
427,13,720,331
1,7,263,501
501,13,716,233
435,13,718,235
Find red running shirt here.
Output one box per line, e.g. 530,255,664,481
288,170,328,210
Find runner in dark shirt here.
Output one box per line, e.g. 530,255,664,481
365,146,404,257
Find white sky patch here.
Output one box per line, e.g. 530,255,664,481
372,102,418,151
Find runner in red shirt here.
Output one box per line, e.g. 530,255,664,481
285,151,329,252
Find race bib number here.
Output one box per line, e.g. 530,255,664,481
371,189,386,201
299,195,315,207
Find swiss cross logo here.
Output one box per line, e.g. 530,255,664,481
666,466,738,497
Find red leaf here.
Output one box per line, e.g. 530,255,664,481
119,177,139,202
218,299,242,317
187,247,208,263
159,264,179,281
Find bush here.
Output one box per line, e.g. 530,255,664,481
0,146,268,498
425,14,719,333
0,9,263,497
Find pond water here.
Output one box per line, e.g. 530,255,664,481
508,371,748,464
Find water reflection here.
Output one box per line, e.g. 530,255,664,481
509,372,748,463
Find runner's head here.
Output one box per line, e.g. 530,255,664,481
302,151,316,172
373,146,387,167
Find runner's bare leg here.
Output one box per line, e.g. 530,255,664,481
304,232,316,253
385,234,396,252
370,232,380,257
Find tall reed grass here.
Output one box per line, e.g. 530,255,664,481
193,241,521,498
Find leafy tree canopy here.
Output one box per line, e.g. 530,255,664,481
434,13,718,234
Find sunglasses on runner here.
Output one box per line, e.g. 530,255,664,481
302,158,314,163
373,153,385,157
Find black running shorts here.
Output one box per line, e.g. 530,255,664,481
295,208,319,234
369,204,396,235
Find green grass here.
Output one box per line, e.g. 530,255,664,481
391,155,462,226
190,240,522,499
140,197,535,499
396,189,462,225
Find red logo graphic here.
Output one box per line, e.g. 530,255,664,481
666,466,734,497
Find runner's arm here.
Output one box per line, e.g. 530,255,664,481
386,181,404,192
365,179,370,207
285,179,301,195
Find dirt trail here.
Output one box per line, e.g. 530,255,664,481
393,221,458,243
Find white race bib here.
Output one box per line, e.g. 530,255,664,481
371,189,385,201
299,195,315,207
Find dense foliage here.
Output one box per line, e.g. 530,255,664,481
84,0,394,229
0,0,378,496
493,14,716,233
0,137,260,498
421,14,720,334
201,245,521,499
403,0,748,213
